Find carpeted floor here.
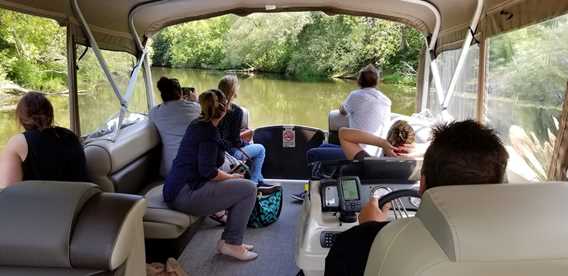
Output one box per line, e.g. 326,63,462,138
179,181,305,276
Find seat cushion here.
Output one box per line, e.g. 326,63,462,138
143,184,199,239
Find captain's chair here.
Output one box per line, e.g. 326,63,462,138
365,182,568,276
0,181,146,275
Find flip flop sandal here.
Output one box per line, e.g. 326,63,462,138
209,211,228,226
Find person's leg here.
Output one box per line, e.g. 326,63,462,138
319,143,341,148
222,179,257,245
172,179,257,245
237,144,265,183
306,147,346,163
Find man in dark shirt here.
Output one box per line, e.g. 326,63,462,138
325,120,510,276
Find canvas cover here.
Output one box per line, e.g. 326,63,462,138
0,0,566,56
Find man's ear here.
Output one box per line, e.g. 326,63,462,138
419,175,426,194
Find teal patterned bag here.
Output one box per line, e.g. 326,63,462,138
247,185,283,228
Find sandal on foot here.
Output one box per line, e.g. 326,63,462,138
209,211,227,226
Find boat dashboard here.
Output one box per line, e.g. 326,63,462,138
295,158,421,276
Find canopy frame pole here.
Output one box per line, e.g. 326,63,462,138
402,0,445,110
129,2,158,110
420,46,431,112
71,0,127,108
72,0,154,140
143,55,155,110
441,0,484,109
475,36,488,123
66,25,81,136
548,81,568,181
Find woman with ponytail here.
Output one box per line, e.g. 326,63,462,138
0,92,88,188
164,89,258,261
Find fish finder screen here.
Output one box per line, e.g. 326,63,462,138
342,180,359,201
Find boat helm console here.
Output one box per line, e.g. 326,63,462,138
296,158,421,276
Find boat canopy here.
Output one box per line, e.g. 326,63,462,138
0,0,567,56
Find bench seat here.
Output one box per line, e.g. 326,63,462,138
84,119,200,240
144,184,199,239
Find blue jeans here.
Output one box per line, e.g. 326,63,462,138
306,143,346,163
233,144,265,183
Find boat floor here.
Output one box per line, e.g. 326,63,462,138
178,180,305,276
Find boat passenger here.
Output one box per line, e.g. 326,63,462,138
150,77,201,178
293,65,391,201
306,64,392,163
181,86,198,102
339,120,416,160
217,75,267,186
324,120,509,276
0,92,88,188
164,89,258,261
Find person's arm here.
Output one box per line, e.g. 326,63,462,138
221,108,245,148
198,140,242,181
0,134,27,189
339,104,347,115
339,127,397,159
325,219,389,276
358,197,391,224
212,169,243,181
339,93,353,116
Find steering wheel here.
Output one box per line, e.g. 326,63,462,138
377,189,421,220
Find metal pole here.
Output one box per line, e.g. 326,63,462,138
476,38,488,123
442,0,484,109
143,53,155,111
401,0,445,108
66,26,81,136
421,47,431,112
71,0,127,108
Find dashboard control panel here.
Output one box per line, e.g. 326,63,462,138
320,231,340,248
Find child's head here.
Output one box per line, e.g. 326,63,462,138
387,120,416,147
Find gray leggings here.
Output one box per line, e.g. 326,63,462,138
172,179,257,245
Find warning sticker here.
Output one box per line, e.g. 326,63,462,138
282,127,296,148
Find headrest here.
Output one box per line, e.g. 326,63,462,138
328,109,349,131
0,181,101,268
71,193,146,270
417,182,568,262
241,106,250,130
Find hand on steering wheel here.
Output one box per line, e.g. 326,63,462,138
378,189,421,220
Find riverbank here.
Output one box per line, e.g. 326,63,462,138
0,82,28,111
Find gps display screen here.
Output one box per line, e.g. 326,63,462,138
342,180,359,201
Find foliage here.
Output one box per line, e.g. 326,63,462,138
488,16,568,108
0,10,134,93
151,13,424,83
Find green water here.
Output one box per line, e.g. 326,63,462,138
0,68,415,148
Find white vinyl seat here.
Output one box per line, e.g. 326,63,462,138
84,119,198,240
365,182,568,276
144,184,199,239
0,181,147,276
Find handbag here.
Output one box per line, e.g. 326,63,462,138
247,185,283,228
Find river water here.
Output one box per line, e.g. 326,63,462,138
0,68,415,148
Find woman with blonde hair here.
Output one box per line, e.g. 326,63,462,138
217,75,267,186
0,92,88,188
164,89,258,261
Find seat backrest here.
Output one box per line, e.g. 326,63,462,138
365,182,568,276
84,118,161,193
253,125,325,179
0,181,147,276
241,106,250,130
328,109,349,145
